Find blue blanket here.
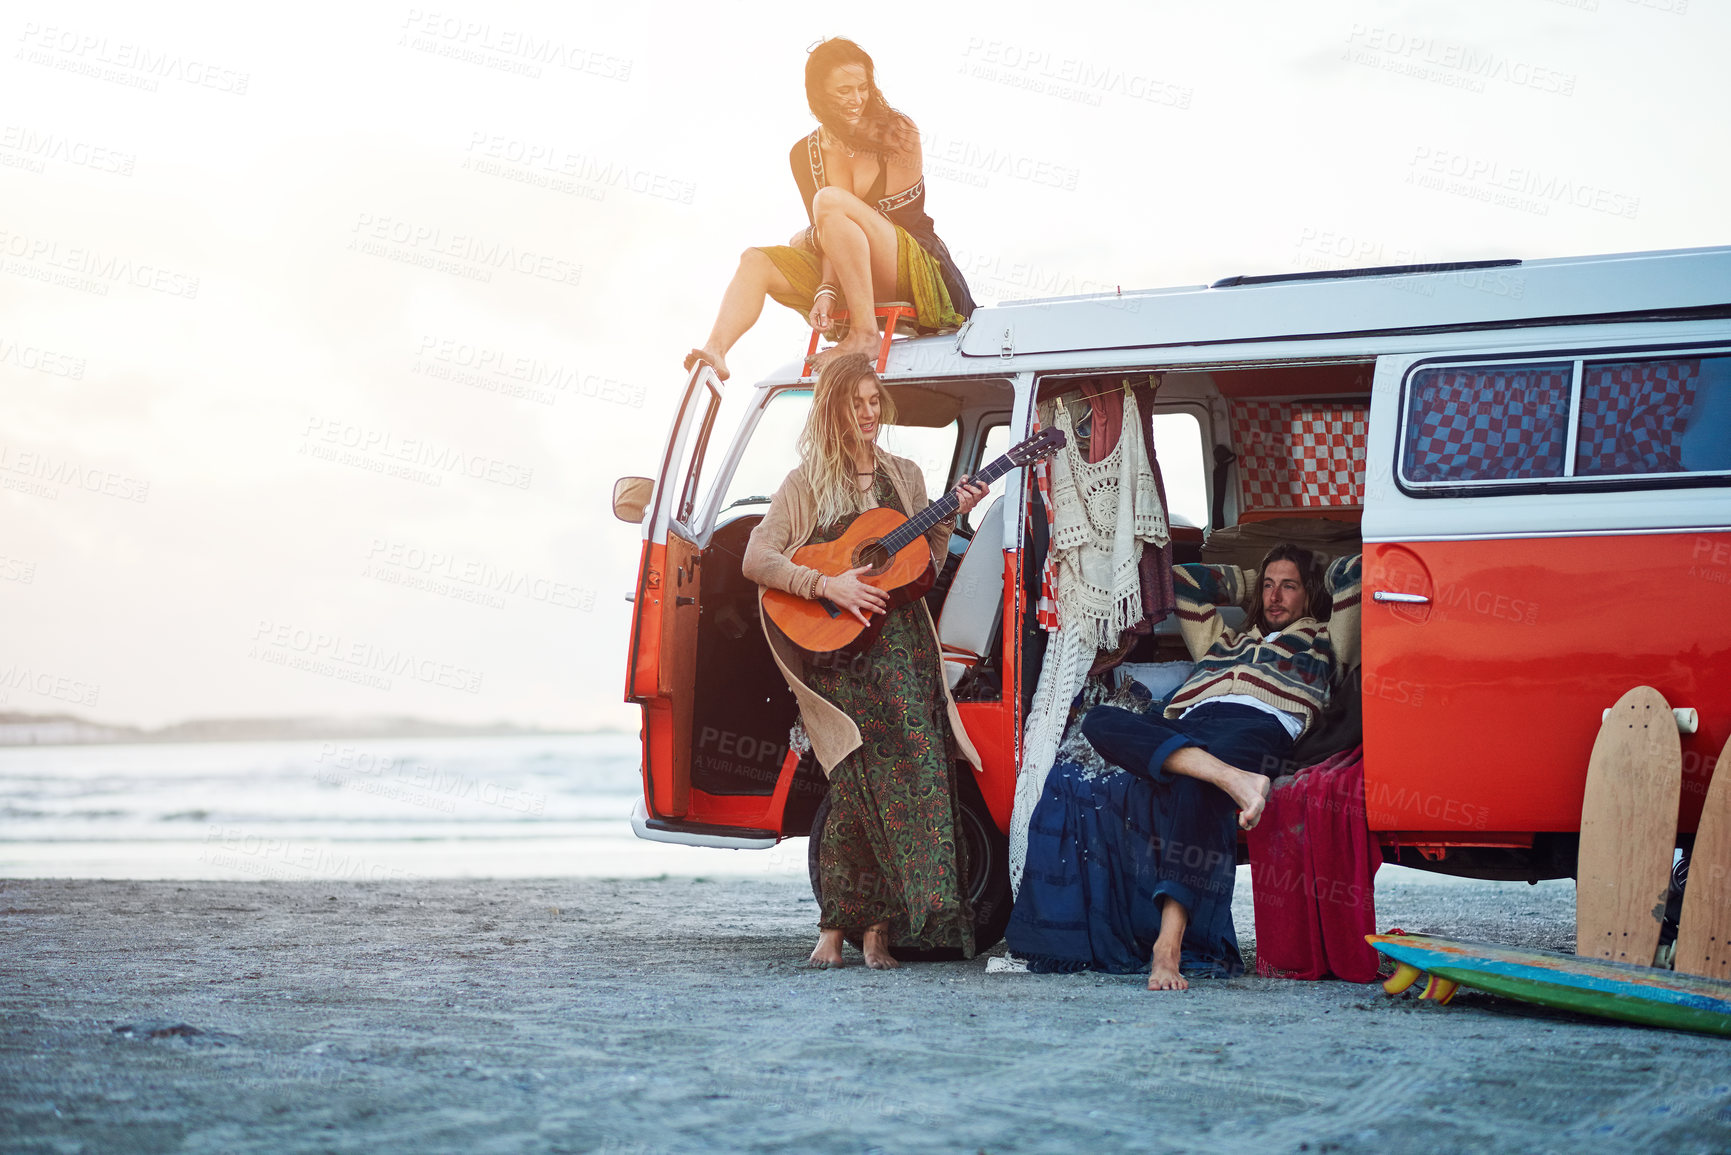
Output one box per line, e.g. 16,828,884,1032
1006,684,1288,977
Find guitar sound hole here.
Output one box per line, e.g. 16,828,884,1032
853,540,890,576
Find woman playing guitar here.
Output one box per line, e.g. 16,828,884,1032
742,352,988,968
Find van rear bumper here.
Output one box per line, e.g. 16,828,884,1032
630,797,780,849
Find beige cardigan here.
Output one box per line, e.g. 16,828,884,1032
741,448,983,777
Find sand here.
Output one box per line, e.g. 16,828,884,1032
2,872,1728,1155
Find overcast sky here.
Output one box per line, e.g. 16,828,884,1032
2,0,1724,731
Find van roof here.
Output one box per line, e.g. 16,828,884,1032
759,245,1731,384
959,244,1731,358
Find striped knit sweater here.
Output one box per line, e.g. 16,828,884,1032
1163,555,1363,735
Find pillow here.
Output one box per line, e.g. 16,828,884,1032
1115,660,1193,705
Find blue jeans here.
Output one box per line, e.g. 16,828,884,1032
1005,701,1293,975
1081,700,1296,784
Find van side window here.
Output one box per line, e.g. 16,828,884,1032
879,421,961,502
1576,355,1731,477
1150,411,1209,528
1402,362,1572,483
976,422,1011,516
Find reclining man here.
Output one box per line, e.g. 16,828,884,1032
1078,544,1362,988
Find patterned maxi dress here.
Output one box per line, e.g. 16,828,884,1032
802,468,974,954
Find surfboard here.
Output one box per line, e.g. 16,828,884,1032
1675,735,1731,980
1366,932,1731,1037
1577,686,1681,965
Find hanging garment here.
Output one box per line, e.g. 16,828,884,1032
1010,386,1167,892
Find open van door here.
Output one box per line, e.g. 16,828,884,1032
623,362,724,821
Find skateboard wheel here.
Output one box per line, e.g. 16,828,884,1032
1383,962,1423,994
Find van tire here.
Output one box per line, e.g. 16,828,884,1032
805,770,1012,961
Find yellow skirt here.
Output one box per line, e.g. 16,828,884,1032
757,224,965,334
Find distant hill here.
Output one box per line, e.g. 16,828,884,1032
0,711,615,746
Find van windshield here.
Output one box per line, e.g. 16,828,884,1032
718,390,812,513
718,388,961,517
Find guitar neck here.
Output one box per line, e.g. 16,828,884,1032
878,451,1022,556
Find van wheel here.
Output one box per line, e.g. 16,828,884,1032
805,772,1012,961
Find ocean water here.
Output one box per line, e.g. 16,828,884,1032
0,734,808,880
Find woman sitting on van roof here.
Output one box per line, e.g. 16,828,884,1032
1007,546,1362,989
742,353,989,968
684,37,976,382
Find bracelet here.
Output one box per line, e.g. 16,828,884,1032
814,285,839,303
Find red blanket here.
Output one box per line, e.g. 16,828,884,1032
1247,745,1383,982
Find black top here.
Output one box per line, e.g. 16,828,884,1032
788,130,976,322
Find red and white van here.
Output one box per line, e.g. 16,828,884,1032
617,245,1731,950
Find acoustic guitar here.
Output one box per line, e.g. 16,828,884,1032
762,427,1065,655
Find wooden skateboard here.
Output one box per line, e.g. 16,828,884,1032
1366,933,1731,1037
1576,686,1681,965
1675,735,1731,980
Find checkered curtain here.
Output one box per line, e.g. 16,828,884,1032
1227,401,1368,511
1402,364,1571,483
1575,359,1701,476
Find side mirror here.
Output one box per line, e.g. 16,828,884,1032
612,476,653,524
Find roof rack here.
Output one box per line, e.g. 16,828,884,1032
1210,259,1522,290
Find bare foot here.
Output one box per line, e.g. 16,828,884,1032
1148,941,1189,991
809,330,881,372
806,928,845,969
1231,771,1274,831
862,923,900,970
683,347,729,381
